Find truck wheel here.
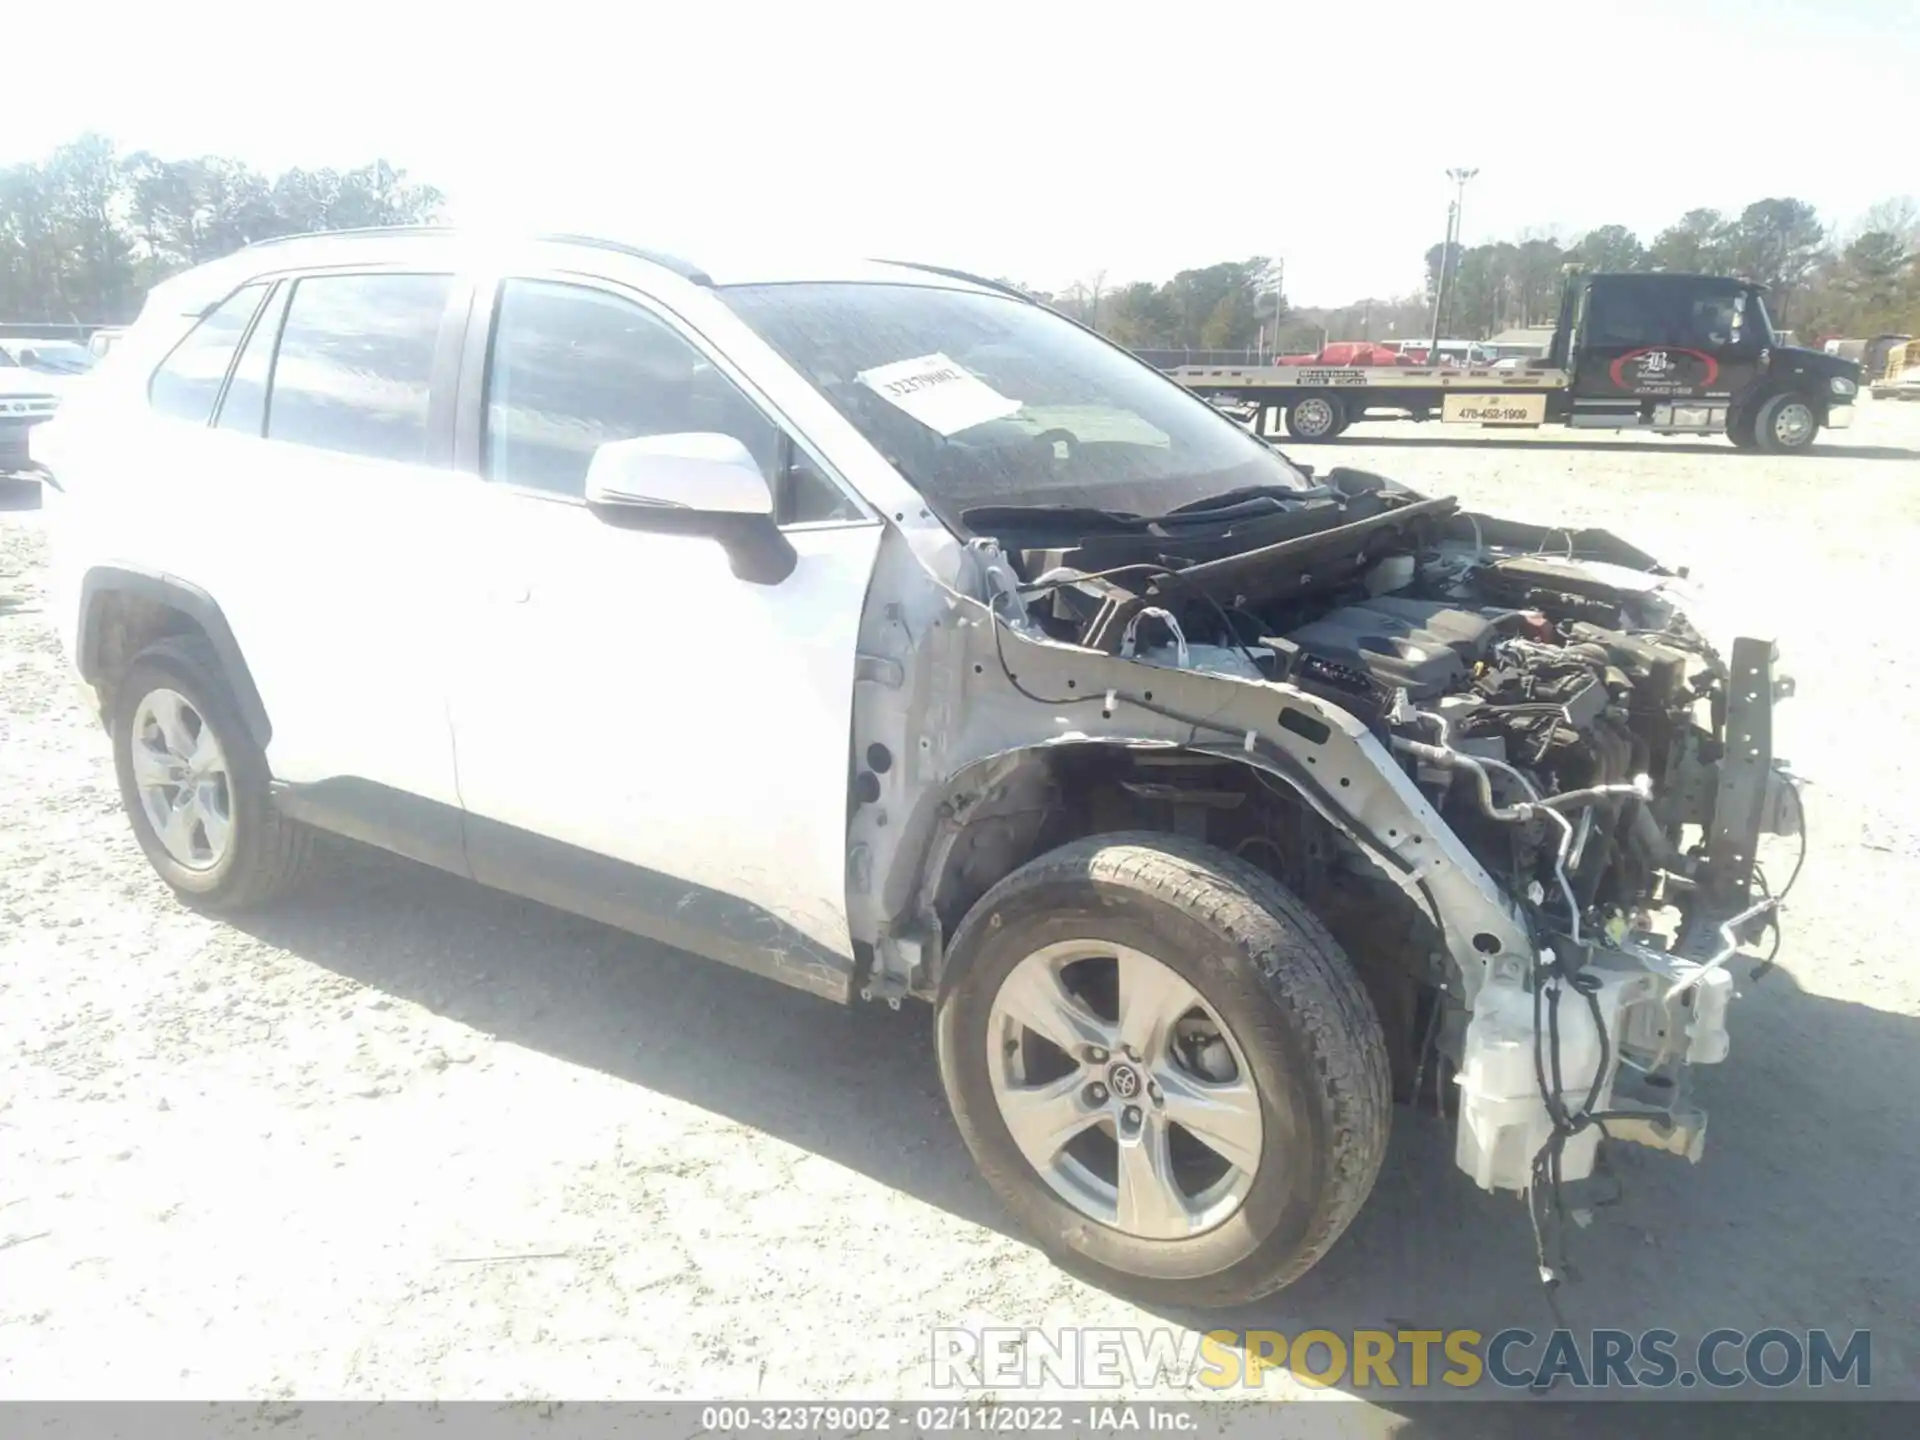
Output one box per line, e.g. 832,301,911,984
1726,408,1759,449
1755,392,1819,453
935,833,1390,1306
1283,394,1345,441
111,636,319,911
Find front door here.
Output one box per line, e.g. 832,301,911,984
444,274,883,997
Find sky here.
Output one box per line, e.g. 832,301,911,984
11,0,1915,305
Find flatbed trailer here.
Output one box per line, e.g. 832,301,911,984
1166,270,1864,453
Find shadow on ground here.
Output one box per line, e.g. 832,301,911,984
229,842,1918,1425
0,475,46,511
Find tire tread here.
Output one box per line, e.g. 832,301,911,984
944,830,1391,1303
114,634,319,911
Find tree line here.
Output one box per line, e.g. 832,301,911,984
1420,197,1920,342
1,134,444,324
1016,195,1919,355
5,132,1916,355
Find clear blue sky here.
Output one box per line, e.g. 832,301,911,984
12,0,1913,304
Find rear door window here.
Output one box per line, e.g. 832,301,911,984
265,273,453,463
149,283,270,424
215,283,292,436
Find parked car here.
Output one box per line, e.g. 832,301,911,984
1275,341,1413,367
0,345,67,474
0,337,96,376
36,229,1801,1305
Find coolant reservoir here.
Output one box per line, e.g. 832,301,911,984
1455,972,1605,1192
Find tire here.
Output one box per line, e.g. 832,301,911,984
111,634,318,911
935,832,1390,1306
1726,408,1759,449
1754,391,1820,453
1282,393,1346,441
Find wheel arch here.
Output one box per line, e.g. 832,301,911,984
894,740,1453,1058
77,566,272,749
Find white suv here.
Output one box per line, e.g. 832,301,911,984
38,229,1800,1305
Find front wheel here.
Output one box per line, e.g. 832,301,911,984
1755,392,1820,453
935,833,1390,1307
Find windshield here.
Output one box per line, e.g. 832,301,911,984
0,340,94,375
718,282,1308,528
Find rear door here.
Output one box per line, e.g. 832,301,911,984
1570,275,1761,406
186,268,476,811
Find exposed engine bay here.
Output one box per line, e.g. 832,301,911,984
970,464,1802,1270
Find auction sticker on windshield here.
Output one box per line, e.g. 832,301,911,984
1442,392,1547,426
859,352,1022,436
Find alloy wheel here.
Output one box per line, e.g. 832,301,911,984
985,940,1264,1240
128,687,234,871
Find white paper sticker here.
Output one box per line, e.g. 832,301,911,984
857,352,1022,436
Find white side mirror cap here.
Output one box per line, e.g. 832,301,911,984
583,432,771,516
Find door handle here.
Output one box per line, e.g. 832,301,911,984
486,582,531,604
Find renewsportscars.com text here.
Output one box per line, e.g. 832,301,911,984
930,1326,1871,1391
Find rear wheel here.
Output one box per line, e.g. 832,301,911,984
1283,393,1346,441
1755,392,1820,453
111,637,319,910
935,833,1390,1306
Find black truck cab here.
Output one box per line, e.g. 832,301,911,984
1553,271,1861,450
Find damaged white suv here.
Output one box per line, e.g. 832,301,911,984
38,230,1801,1305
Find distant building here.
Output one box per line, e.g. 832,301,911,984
1484,326,1558,359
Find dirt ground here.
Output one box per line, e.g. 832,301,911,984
3,402,1919,1425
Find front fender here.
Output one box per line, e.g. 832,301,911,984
846,534,1531,1004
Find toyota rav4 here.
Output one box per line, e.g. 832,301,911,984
36,229,1802,1305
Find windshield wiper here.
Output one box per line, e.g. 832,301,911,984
1156,484,1330,519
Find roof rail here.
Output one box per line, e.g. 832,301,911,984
532,234,710,285
244,225,456,249
873,260,1035,302
240,226,710,284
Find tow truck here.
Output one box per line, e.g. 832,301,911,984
1165,270,1864,452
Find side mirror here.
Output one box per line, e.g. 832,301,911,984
581,432,796,585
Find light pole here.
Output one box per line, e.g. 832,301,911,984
1442,167,1479,341
1267,256,1286,362
1428,167,1478,358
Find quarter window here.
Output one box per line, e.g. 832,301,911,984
149,283,269,424
264,273,452,463
216,283,292,436
482,279,854,522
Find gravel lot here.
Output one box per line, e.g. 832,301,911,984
4,404,1919,1425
